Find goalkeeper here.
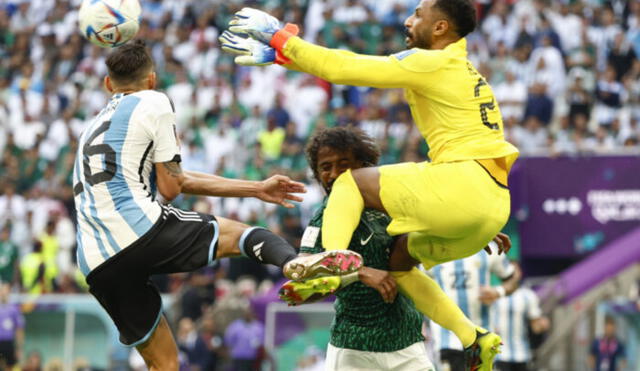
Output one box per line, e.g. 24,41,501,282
220,1,518,369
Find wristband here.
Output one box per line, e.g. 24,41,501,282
495,285,506,298
270,23,299,65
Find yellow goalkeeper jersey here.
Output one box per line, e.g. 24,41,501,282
283,37,519,172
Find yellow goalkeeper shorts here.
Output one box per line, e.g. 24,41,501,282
378,160,510,269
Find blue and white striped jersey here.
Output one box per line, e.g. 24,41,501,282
493,287,542,363
73,91,180,275
427,249,515,351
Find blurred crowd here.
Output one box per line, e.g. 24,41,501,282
0,0,639,369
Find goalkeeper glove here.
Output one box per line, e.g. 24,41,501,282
228,7,282,45
219,31,275,66
228,7,299,65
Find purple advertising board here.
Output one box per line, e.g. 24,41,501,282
509,156,640,258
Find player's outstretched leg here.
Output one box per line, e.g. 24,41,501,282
216,218,298,269
215,218,364,282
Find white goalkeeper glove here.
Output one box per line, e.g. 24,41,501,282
228,7,282,45
219,30,275,66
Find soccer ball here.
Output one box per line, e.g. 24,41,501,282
78,0,141,48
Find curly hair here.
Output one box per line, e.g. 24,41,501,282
305,126,381,184
434,0,477,38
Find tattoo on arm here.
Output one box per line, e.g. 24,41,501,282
162,161,183,178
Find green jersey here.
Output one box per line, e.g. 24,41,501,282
0,240,18,283
300,200,424,352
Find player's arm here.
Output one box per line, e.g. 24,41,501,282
155,162,304,207
479,257,521,305
224,8,435,88
279,37,426,89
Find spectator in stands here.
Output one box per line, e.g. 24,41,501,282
39,220,59,283
513,116,549,155
567,72,593,123
572,112,596,154
0,225,19,287
524,82,554,126
266,95,290,129
608,32,636,82
176,317,210,369
0,184,27,227
224,305,265,371
588,316,627,371
0,283,24,370
594,65,625,127
180,269,216,321
20,241,54,294
197,316,225,371
494,69,527,123
529,32,565,98
258,116,285,161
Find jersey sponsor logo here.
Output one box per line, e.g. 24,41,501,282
300,226,320,248
360,232,374,246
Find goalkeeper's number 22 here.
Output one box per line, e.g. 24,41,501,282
474,78,499,130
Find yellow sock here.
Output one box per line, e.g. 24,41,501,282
392,267,477,348
321,169,364,251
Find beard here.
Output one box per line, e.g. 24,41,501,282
404,28,430,49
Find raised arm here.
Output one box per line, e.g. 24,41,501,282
279,38,422,88
225,7,434,89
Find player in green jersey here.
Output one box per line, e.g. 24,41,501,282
281,126,434,370
280,126,512,370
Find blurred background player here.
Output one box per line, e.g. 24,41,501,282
493,286,550,371
73,41,305,370
588,316,627,371
429,250,521,371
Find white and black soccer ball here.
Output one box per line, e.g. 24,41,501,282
78,0,141,48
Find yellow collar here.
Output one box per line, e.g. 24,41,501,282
444,38,467,56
